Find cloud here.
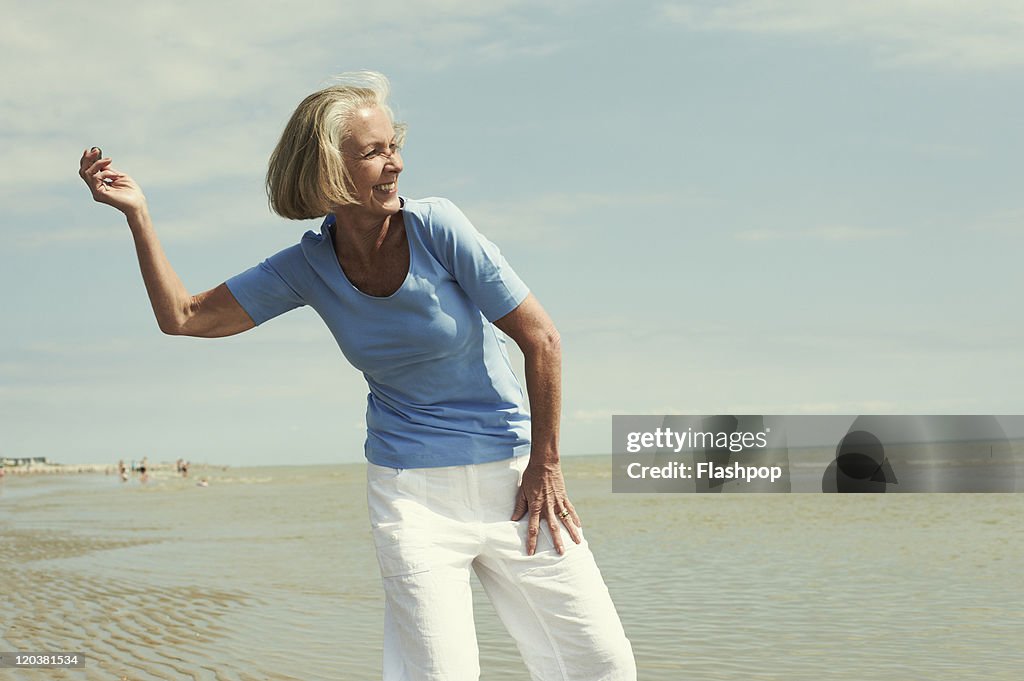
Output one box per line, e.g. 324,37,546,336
734,224,899,241
568,399,991,423
0,1,572,255
912,142,984,161
459,192,619,246
459,190,693,246
775,400,899,414
570,406,706,423
969,207,1024,235
659,0,1024,70
0,1,560,189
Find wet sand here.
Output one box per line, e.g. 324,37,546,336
2,458,1023,680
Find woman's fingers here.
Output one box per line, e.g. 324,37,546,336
79,147,104,172
78,147,146,214
555,500,582,545
79,149,92,176
79,156,109,180
563,498,581,528
95,169,121,186
524,498,583,556
511,487,528,521
514,463,584,555
81,158,117,196
90,167,112,193
533,500,581,556
545,504,564,555
91,158,113,175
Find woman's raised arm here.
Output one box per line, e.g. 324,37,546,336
78,147,254,338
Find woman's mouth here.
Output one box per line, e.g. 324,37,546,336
373,182,397,193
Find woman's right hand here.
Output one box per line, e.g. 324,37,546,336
78,147,147,216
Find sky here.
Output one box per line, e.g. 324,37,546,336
1,1,1022,467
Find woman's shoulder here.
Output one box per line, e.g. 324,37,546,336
402,196,460,223
254,222,333,280
402,196,476,241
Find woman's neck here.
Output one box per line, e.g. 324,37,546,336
333,209,396,262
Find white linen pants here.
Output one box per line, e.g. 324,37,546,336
367,456,636,681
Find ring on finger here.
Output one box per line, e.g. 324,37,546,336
558,509,570,519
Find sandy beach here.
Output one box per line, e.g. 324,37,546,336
2,457,1023,680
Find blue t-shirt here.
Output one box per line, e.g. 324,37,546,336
225,197,532,468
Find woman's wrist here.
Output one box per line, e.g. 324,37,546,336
124,204,151,232
527,449,561,467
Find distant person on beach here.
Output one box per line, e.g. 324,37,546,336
78,72,634,680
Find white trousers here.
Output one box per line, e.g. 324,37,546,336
367,456,636,681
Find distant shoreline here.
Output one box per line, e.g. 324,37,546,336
0,461,220,477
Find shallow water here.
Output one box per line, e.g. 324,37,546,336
2,457,1022,680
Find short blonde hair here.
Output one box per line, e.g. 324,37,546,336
266,72,406,220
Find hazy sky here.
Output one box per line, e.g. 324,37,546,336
2,1,1022,466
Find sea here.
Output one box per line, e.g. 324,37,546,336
1,455,1022,680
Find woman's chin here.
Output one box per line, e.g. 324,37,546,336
375,195,402,214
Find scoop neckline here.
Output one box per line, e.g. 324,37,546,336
325,209,413,300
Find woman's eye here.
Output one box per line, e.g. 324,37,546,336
362,143,398,160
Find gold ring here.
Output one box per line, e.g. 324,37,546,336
558,510,570,519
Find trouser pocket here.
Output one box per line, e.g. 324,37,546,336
372,525,431,578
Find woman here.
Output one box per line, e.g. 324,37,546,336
78,72,635,681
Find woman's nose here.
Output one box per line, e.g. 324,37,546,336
386,149,403,172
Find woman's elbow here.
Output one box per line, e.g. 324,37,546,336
158,318,186,336
544,326,561,353
525,325,561,358
157,299,196,336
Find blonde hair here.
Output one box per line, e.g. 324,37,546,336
266,72,406,220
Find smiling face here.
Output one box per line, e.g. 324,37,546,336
340,106,403,220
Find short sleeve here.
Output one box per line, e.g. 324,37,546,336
225,246,306,325
426,199,530,322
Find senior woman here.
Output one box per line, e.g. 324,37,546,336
78,72,635,681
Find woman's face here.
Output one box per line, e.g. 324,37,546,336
341,106,403,218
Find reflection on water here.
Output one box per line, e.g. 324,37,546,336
1,458,1022,680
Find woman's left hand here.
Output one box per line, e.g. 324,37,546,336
512,460,582,555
